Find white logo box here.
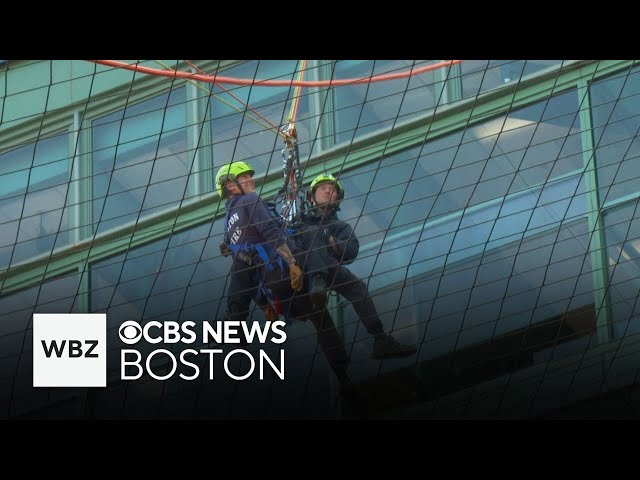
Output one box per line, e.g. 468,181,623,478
33,314,106,387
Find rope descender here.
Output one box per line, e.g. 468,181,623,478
278,118,304,226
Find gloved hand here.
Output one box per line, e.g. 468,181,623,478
289,262,304,292
262,304,279,322
219,242,232,256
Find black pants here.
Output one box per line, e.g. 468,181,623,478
290,297,349,380
225,259,349,380
298,228,385,337
226,256,305,321
226,260,264,322
326,265,385,336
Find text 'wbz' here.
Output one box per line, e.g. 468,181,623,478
120,320,287,381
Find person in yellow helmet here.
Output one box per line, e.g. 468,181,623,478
215,160,303,322
298,173,417,359
215,161,354,394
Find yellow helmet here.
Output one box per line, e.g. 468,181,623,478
310,173,344,200
215,161,255,198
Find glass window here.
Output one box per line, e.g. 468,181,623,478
89,221,221,380
590,66,640,206
89,220,228,333
337,88,592,387
341,89,585,278
466,89,583,204
92,86,188,234
462,60,565,99
0,271,80,416
332,60,441,146
0,132,70,269
209,61,311,179
603,199,640,338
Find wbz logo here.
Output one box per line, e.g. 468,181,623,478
41,339,99,358
33,314,106,387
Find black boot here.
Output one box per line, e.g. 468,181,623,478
310,274,327,309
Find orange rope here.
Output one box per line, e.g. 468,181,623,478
185,59,282,134
288,59,308,124
89,60,463,88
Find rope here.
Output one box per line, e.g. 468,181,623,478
287,60,308,123
155,59,283,139
88,59,463,87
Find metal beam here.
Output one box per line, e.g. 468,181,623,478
577,77,613,344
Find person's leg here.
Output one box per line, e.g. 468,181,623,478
223,261,261,412
331,266,417,359
330,266,385,335
296,227,338,309
288,297,369,415
260,262,290,299
290,297,349,381
226,261,259,322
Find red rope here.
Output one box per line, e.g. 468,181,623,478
88,60,463,88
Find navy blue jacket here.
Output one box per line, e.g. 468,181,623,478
299,208,359,264
225,193,287,250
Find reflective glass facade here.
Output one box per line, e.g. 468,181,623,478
2,60,640,419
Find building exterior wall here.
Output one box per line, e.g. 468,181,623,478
1,60,638,419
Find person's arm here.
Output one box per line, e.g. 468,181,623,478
276,242,303,291
329,221,359,264
245,195,303,291
244,195,287,247
275,243,297,267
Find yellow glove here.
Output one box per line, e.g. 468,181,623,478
289,262,304,292
262,304,279,322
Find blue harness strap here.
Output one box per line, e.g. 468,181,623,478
224,195,295,320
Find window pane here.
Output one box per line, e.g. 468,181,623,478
0,133,70,269
332,60,441,145
209,61,308,179
462,60,564,99
338,87,592,389
0,271,80,416
591,66,640,206
92,87,188,233
604,199,640,338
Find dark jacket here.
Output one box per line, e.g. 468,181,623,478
299,207,359,264
225,193,287,250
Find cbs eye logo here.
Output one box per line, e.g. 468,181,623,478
119,321,142,345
